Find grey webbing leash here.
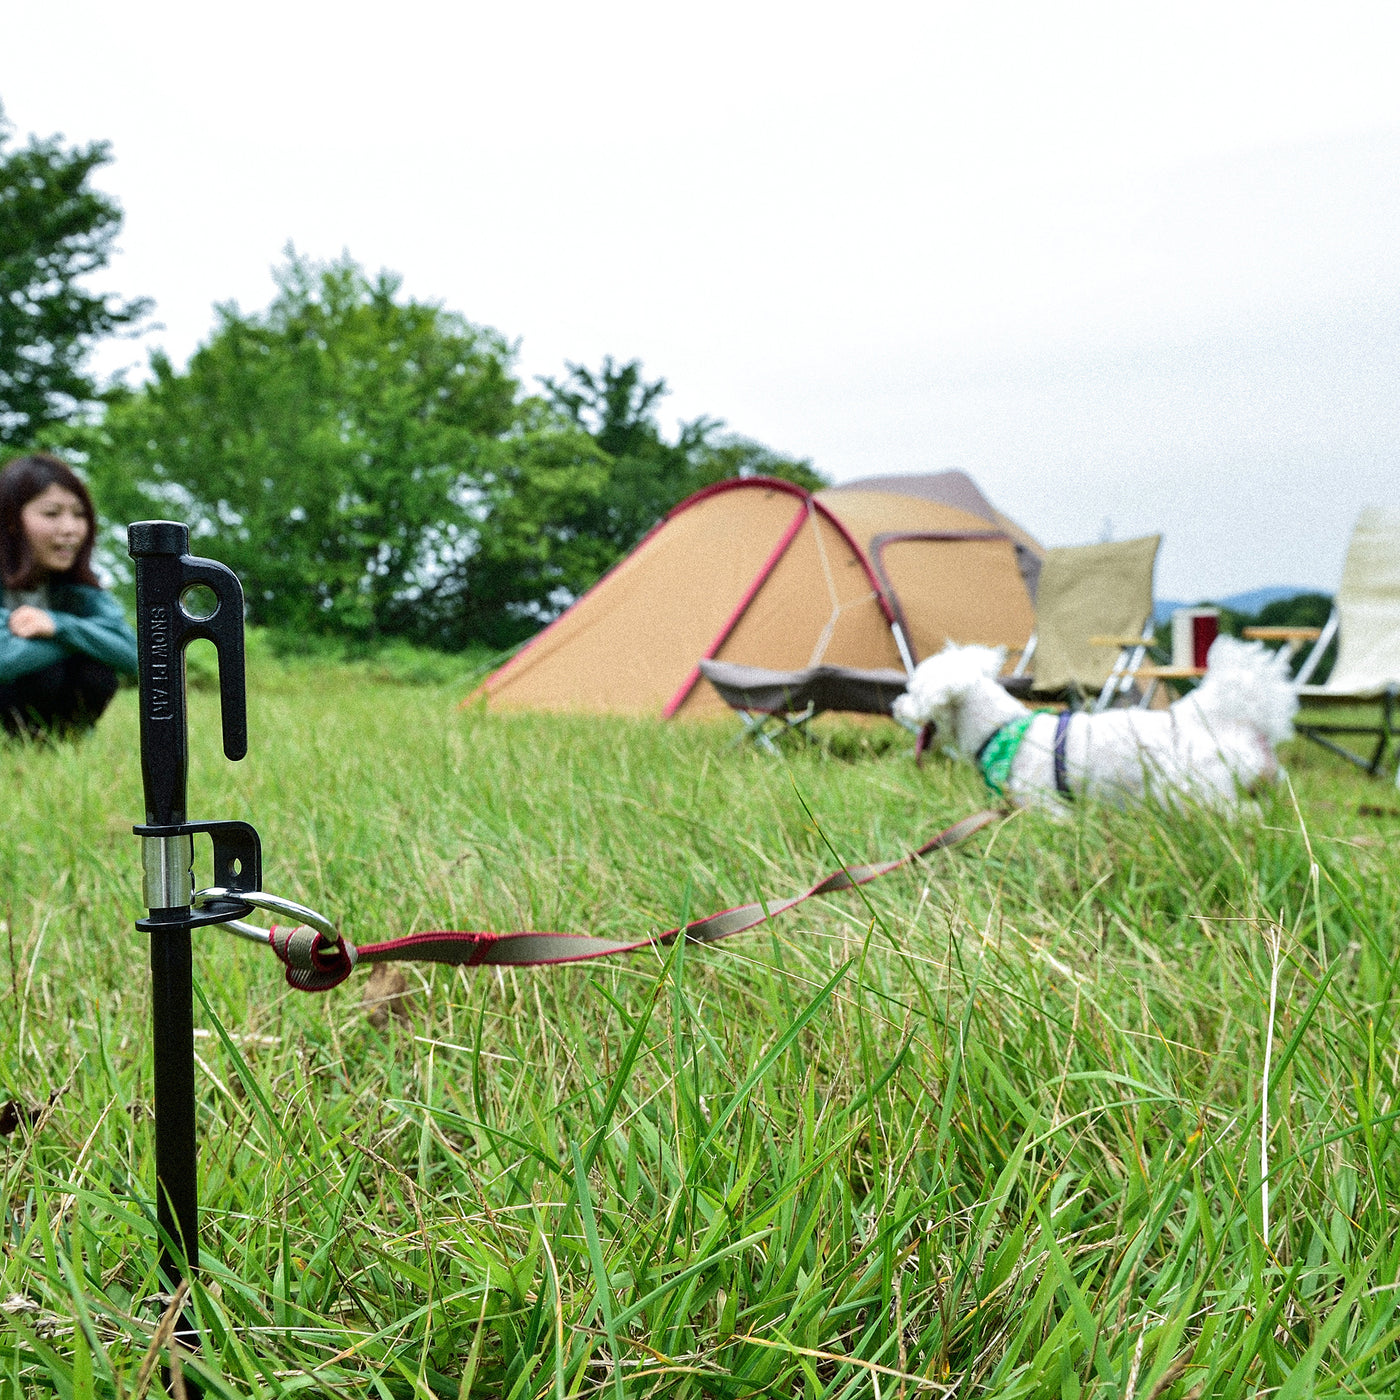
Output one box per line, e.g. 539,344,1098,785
195,807,1006,993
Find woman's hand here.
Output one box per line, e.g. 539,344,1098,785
7,605,57,639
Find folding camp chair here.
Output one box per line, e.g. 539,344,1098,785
1004,535,1162,711
697,660,910,751
1245,508,1400,781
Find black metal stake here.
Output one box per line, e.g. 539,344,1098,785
128,521,263,1382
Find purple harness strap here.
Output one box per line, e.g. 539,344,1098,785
1053,710,1074,798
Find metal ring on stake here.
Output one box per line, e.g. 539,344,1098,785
193,887,342,948
194,887,356,992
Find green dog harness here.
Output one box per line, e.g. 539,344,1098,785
976,711,1054,796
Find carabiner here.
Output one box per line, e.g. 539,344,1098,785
194,887,342,950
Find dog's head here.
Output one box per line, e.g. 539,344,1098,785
893,643,1007,752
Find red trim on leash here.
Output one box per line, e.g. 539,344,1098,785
266,809,1003,991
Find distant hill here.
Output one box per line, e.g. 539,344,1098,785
1153,587,1314,626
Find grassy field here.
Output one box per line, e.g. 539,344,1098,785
2,646,1399,1398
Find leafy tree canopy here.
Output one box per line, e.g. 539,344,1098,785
90,251,610,645
82,252,825,649
540,356,825,552
0,105,150,445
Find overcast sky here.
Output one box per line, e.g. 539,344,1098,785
4,2,1398,600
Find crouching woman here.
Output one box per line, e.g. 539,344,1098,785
0,453,137,739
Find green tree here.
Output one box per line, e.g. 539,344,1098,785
0,106,150,445
87,257,829,649
94,251,611,644
540,356,825,552
413,410,616,647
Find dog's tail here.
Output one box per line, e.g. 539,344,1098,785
1187,635,1298,743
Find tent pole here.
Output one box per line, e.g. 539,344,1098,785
891,622,916,677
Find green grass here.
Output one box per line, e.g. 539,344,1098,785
2,652,1400,1397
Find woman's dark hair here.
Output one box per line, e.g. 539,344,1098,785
0,453,101,589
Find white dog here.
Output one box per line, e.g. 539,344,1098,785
892,636,1297,813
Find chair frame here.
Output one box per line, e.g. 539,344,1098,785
732,701,819,753
1256,612,1400,777
1090,629,1160,712
1295,686,1399,776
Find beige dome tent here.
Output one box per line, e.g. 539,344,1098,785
472,472,1042,719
